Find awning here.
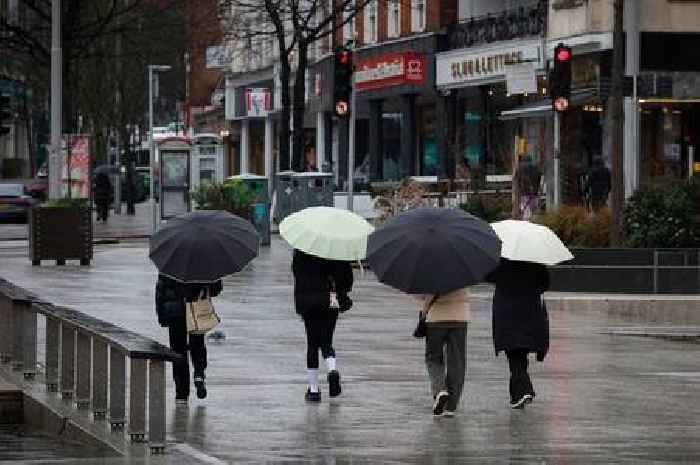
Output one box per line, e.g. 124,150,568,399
499,89,598,120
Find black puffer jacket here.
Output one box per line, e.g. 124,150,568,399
292,249,354,316
486,259,550,361
155,274,222,327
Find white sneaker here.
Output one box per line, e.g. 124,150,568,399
175,397,189,406
442,410,456,418
433,391,449,416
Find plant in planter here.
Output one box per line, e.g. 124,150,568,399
535,206,611,247
373,180,426,224
191,179,255,219
29,198,93,266
459,193,512,223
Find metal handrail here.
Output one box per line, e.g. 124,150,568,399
0,278,180,454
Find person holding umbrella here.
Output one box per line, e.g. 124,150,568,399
150,210,259,405
280,207,374,402
93,172,113,222
487,220,573,409
367,208,501,416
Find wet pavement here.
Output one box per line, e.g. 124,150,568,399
0,237,699,463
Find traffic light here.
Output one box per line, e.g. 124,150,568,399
333,46,353,118
0,95,11,137
549,43,572,112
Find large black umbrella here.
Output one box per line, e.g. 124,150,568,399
367,208,501,294
149,210,259,282
94,165,120,176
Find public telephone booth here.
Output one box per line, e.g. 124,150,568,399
192,134,225,192
156,137,192,220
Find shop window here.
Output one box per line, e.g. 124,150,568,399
640,106,695,185
342,5,354,44
364,0,378,44
419,105,437,176
411,0,425,33
382,113,402,181
388,0,401,39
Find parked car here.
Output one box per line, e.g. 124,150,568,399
0,183,39,223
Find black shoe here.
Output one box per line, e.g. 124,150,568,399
194,376,207,399
305,389,321,403
433,391,449,416
510,393,533,409
328,370,341,397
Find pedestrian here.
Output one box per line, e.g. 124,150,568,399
155,273,223,405
292,249,353,402
514,155,541,220
486,259,549,409
94,173,113,222
586,157,611,210
418,287,470,417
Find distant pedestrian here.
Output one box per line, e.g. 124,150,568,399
292,249,353,402
155,274,223,405
586,157,611,210
417,288,470,417
94,173,113,222
486,259,549,409
514,156,541,220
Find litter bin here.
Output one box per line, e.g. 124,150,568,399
274,171,296,223
290,172,334,213
229,174,271,246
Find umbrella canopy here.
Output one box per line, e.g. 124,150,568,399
94,165,120,176
280,206,374,261
367,208,501,294
491,220,573,266
149,210,259,282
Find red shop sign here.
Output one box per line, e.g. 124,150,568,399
355,52,426,91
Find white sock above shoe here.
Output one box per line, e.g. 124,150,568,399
307,369,319,393
324,357,337,372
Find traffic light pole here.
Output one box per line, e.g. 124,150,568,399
347,77,355,212
49,0,62,200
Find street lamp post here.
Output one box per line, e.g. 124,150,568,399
148,65,171,234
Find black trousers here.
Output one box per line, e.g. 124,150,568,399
96,202,109,221
168,319,207,399
506,349,534,401
302,309,338,369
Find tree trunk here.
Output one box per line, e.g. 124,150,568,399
278,56,292,172
607,0,625,245
292,44,309,172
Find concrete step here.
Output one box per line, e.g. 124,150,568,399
0,379,21,425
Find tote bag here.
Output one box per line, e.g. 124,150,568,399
185,289,220,335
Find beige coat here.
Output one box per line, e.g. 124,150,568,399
418,288,471,324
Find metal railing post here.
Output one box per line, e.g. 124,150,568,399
653,250,659,294
45,316,60,392
75,331,92,409
92,339,108,420
148,359,166,453
60,323,75,400
109,349,126,431
21,304,37,380
11,301,23,372
0,296,12,363
128,358,147,442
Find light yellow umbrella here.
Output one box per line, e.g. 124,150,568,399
280,206,375,261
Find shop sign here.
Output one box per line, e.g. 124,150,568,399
355,52,426,91
436,42,543,88
245,88,271,117
506,62,537,95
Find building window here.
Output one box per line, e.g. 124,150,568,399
388,0,401,38
342,6,354,45
411,0,425,33
364,0,378,44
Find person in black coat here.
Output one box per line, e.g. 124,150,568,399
94,173,113,222
292,249,353,402
155,274,222,404
486,259,549,409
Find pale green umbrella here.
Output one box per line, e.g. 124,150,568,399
280,206,374,261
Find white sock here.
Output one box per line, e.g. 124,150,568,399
325,357,337,372
307,369,319,392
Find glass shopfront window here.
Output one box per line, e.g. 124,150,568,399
382,113,402,181
640,104,699,185
419,105,438,176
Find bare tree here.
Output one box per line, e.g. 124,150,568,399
606,0,624,244
219,0,376,172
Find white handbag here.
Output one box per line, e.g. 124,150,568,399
185,289,220,335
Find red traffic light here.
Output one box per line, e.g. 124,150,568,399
555,47,571,63
338,51,350,65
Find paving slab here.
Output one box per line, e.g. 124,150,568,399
0,239,698,463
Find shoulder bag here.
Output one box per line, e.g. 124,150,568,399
185,289,220,335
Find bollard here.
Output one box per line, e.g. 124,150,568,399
148,360,166,453
45,316,60,392
21,304,37,380
109,349,126,431
60,323,75,400
128,358,147,443
92,339,108,420
75,331,91,409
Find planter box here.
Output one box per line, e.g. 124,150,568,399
550,248,700,294
29,206,93,266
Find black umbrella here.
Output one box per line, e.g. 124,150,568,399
94,165,120,176
149,210,259,282
367,208,501,294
